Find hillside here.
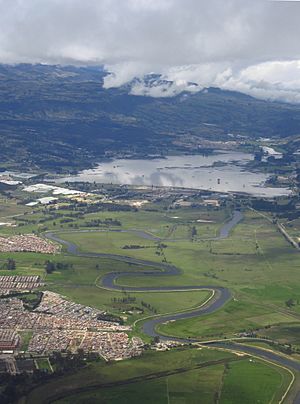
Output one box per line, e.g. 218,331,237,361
1,64,300,172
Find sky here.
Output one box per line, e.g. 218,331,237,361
0,0,300,102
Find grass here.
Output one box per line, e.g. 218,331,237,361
100,210,300,342
19,331,33,351
259,324,300,345
156,299,296,340
3,206,300,343
55,365,226,404
1,200,299,402
220,359,291,404
0,250,210,324
39,355,291,404
35,358,52,373
0,197,29,218
25,347,235,403
46,284,211,325
60,230,163,262
1,205,300,326
2,205,225,239
56,378,172,404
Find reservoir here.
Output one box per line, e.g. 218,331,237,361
59,151,291,197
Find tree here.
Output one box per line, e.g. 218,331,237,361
45,260,55,274
191,226,197,238
285,298,295,308
6,258,16,270
153,336,160,344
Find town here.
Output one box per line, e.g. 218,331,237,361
0,280,144,375
0,235,59,254
0,275,43,296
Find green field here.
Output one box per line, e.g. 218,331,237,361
35,358,53,373
2,203,300,343
156,300,298,340
19,331,33,351
23,348,291,404
1,198,300,402
54,360,286,404
220,359,289,404
2,204,300,343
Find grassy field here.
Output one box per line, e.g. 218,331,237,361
24,348,233,403
2,205,300,342
220,359,289,404
19,331,33,351
47,283,212,325
93,210,300,343
54,360,289,404
259,324,300,345
23,347,291,404
156,300,298,340
35,358,53,373
53,366,225,404
1,199,300,402
0,204,226,238
60,230,163,262
0,197,29,220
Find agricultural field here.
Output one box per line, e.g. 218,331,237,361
23,348,292,404
0,197,30,221
54,362,286,404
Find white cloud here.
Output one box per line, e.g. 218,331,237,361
124,60,300,103
0,0,300,101
221,61,300,103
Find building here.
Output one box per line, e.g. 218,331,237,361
0,330,20,351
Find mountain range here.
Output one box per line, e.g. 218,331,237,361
1,64,300,172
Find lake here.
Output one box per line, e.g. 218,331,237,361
59,151,291,197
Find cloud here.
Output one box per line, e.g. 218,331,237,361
221,61,300,103
1,0,300,101
128,60,300,102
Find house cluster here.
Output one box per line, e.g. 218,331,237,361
34,291,130,331
0,275,43,296
35,291,108,323
80,332,143,361
28,329,143,361
0,291,143,361
0,330,20,350
28,330,83,354
0,295,129,332
0,234,59,254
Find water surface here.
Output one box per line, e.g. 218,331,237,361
59,151,290,197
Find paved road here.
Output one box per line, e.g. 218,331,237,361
45,210,300,401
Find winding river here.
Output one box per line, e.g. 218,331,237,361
45,210,300,399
